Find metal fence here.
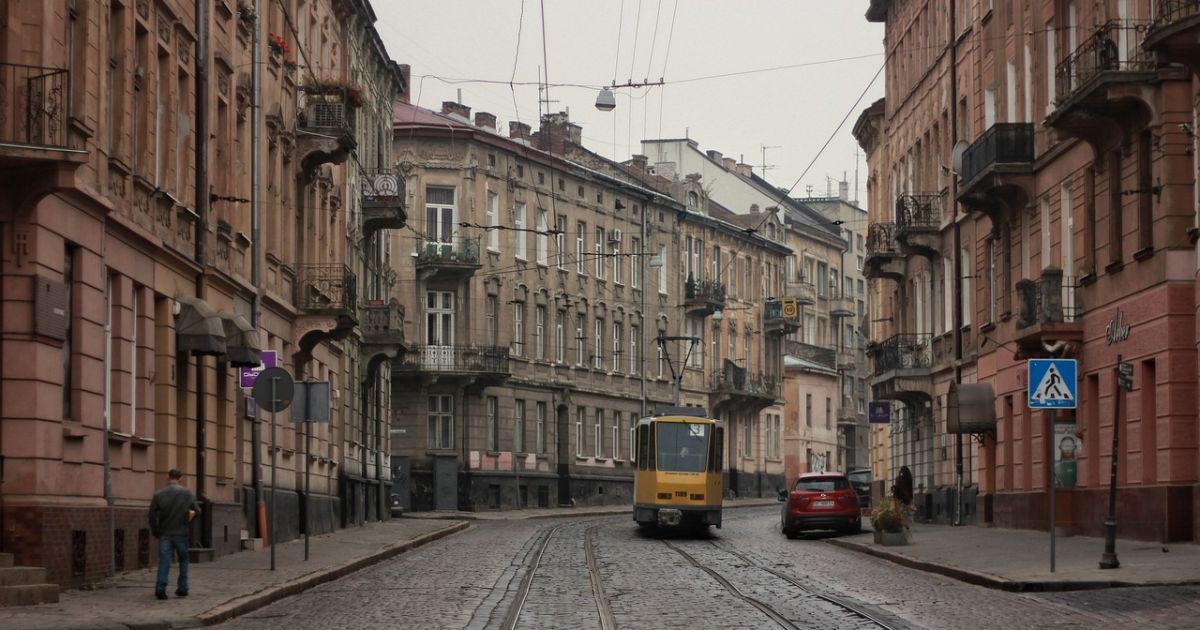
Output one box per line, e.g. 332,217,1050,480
710,369,781,399
361,169,405,208
895,193,943,232
417,237,481,265
685,278,727,303
395,345,511,375
1156,1,1200,26
871,333,932,373
866,222,899,256
362,299,404,342
1055,20,1155,103
960,123,1035,185
294,263,357,315
0,62,69,149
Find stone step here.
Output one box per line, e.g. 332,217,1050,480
0,584,60,607
188,547,216,564
0,567,47,587
0,553,13,568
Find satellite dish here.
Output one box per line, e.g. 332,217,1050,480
951,140,969,175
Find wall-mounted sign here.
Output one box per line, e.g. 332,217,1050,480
239,350,277,389
868,401,892,424
1105,309,1131,345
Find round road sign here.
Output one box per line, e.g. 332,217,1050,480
251,366,295,412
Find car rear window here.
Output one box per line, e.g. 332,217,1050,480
794,477,850,492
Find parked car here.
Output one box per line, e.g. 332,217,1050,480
780,472,862,538
847,468,871,510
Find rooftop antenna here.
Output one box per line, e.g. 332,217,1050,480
805,184,814,196
826,176,834,197
761,145,780,178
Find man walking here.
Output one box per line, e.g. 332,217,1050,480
149,468,200,600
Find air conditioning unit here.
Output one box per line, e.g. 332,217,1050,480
607,229,622,244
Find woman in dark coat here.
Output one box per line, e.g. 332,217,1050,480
893,466,914,506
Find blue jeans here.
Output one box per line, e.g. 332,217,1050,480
155,535,189,594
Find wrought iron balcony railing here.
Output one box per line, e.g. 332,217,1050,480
685,278,726,303
1055,20,1155,104
710,368,781,400
866,222,899,257
361,169,407,235
764,298,801,328
300,89,357,139
871,333,932,374
417,236,481,266
895,193,943,233
294,264,357,316
0,62,69,149
960,123,1035,186
394,344,511,376
1156,0,1200,25
1017,271,1082,329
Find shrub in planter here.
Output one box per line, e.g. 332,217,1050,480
870,501,913,534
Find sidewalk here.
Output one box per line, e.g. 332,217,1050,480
0,519,468,630
827,522,1200,592
402,496,781,521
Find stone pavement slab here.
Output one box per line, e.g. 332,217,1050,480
402,497,781,521
827,522,1200,592
0,518,467,630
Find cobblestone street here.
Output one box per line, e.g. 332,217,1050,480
216,507,1200,629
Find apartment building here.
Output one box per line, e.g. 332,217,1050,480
0,0,405,588
860,0,1199,541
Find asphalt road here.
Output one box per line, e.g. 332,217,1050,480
216,506,1200,629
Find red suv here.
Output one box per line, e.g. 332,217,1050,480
780,473,862,538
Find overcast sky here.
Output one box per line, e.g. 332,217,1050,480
371,1,884,208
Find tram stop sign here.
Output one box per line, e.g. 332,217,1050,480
251,366,295,412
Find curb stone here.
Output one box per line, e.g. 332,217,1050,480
824,538,1200,593
194,520,469,626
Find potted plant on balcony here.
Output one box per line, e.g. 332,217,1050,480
302,76,368,108
267,33,289,62
237,2,256,30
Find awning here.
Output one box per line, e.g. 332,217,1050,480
176,296,226,356
218,313,263,367
947,382,997,434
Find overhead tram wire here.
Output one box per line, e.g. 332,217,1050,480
657,0,678,137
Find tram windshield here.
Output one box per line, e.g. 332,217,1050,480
656,422,709,472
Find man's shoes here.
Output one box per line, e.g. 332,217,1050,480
155,591,168,600
175,589,188,597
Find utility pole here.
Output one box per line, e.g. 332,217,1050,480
250,0,266,543
949,0,965,527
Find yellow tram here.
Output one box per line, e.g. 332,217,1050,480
632,408,724,529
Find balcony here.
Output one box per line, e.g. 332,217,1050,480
784,280,816,305
869,333,933,407
684,277,727,316
763,298,801,335
863,222,904,281
393,345,511,385
294,263,357,320
895,193,944,258
837,406,860,426
360,298,407,377
361,169,407,238
830,294,856,318
836,350,857,372
415,237,482,280
710,364,781,411
1144,2,1200,68
1013,267,1083,359
957,123,1035,218
0,62,84,167
1048,21,1162,142
297,88,357,172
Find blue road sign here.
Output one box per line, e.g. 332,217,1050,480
1028,359,1077,409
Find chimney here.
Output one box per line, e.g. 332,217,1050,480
736,163,753,177
396,64,412,104
509,121,532,141
722,157,736,172
839,179,850,201
441,101,471,120
474,112,497,130
536,111,580,154
750,204,760,214
654,161,677,181
706,149,723,162
628,154,649,172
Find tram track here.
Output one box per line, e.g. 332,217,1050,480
503,522,617,630
661,538,801,630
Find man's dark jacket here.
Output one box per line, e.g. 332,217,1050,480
149,482,200,538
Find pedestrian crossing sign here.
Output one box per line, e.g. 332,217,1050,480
1028,359,1077,409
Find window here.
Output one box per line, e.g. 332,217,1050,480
556,214,566,269
961,247,972,326
485,296,497,346
1045,26,1057,115
713,246,721,282
595,227,606,278
103,275,113,432
744,333,750,366
514,202,527,259
857,256,864,271
685,317,704,367
817,262,828,297
425,291,456,349
129,285,139,434
513,303,524,356
576,221,586,273
684,236,693,279
575,313,586,366
857,234,864,251
578,184,585,197
488,153,496,168
630,421,636,461
942,259,953,335
576,407,585,456
535,305,546,360
486,396,498,451
536,209,549,265
486,191,499,251
428,395,453,449
986,238,997,322
62,245,75,420
558,177,565,191
538,171,545,185
612,412,622,460
612,321,624,372
555,311,565,363
536,402,546,453
515,399,526,453
631,237,641,288
594,317,605,369
806,393,813,427
657,244,668,293
693,239,703,280
630,325,640,374
424,187,457,254
657,343,665,378
826,397,832,430
742,415,752,458
595,409,605,458
612,234,622,284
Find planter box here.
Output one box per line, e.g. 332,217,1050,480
879,530,910,546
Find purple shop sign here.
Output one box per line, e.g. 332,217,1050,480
868,401,892,424
239,350,277,389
